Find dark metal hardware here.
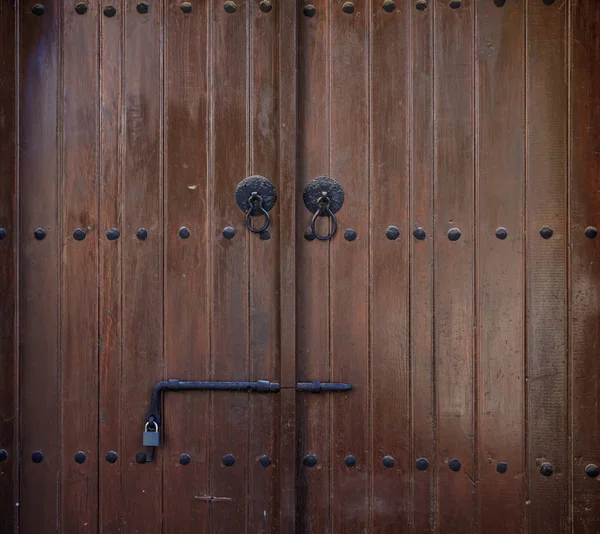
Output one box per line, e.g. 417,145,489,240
235,175,277,234
303,176,345,241
296,380,352,393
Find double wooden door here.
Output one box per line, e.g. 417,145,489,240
1,0,599,532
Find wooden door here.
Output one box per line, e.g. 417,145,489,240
1,1,600,533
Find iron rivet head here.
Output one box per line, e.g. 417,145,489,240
495,227,508,240
415,0,427,9
75,3,88,14
259,0,272,13
413,227,426,240
585,226,598,239
344,455,357,467
344,229,357,241
136,2,149,13
497,461,508,474
179,227,191,239
135,452,146,464
386,226,400,240
447,228,461,241
542,0,554,4
32,451,44,463
383,0,395,12
0,449,8,462
103,5,117,16
223,227,236,239
0,228,7,240
449,0,461,8
180,1,192,13
303,454,318,467
106,228,120,240
416,457,429,471
449,458,461,472
303,4,316,17
383,456,395,468
74,451,86,464
32,4,45,15
342,2,355,14
494,0,506,6
259,455,272,467
224,1,237,13
105,451,118,463
540,226,553,239
73,228,86,241
179,453,191,465
540,462,553,476
137,228,148,241
222,454,236,467
304,228,316,241
585,464,600,478
259,230,271,241
34,228,46,240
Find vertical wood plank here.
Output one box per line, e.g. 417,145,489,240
99,0,124,531
248,1,280,532
296,0,331,531
122,0,163,531
570,1,600,531
433,0,475,531
370,1,410,531
526,0,568,531
19,1,60,531
410,1,436,532
210,1,249,531
0,2,17,531
163,1,210,532
60,2,99,530
330,0,369,531
476,1,526,532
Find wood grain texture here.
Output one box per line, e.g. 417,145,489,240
433,0,476,531
570,1,600,531
370,1,411,531
122,1,164,531
476,1,526,532
19,1,60,531
526,1,569,531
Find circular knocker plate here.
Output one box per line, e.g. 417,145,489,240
303,177,344,214
235,176,277,216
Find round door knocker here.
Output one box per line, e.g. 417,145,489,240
235,176,277,234
303,176,345,241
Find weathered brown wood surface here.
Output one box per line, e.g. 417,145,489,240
0,1,597,532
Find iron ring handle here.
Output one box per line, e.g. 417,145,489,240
245,193,271,234
310,203,337,241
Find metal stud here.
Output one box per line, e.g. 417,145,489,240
135,452,146,464
303,454,318,467
585,464,600,478
344,229,357,242
383,0,395,12
73,228,86,241
585,226,598,239
449,0,461,8
413,227,426,240
223,227,236,239
75,3,88,14
416,457,429,471
0,449,7,462
0,228,7,240
386,226,400,240
542,0,554,4
32,4,45,15
136,2,149,13
449,458,461,472
495,227,508,240
344,455,357,467
415,0,427,9
136,228,148,241
179,453,191,465
222,454,236,467
259,455,272,467
74,451,86,464
179,227,191,239
180,1,192,13
105,451,118,463
342,2,355,14
304,228,316,241
224,1,237,13
32,451,44,463
259,0,272,13
103,5,117,17
447,228,461,241
303,4,316,17
540,226,553,239
259,230,271,241
34,228,46,240
383,456,395,468
106,228,120,241
540,462,553,476
497,461,508,474
494,0,506,5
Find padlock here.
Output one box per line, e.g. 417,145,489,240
143,421,160,447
